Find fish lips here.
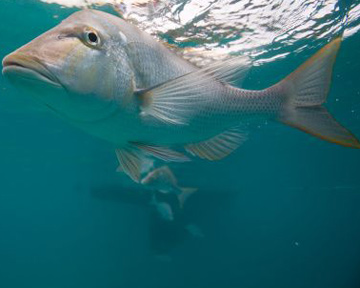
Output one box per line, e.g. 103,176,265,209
2,53,61,88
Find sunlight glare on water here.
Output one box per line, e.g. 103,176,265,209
41,0,360,63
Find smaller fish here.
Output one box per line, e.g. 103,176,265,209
150,194,174,221
141,165,197,208
185,224,204,238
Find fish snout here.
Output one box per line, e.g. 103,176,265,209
2,50,60,86
2,26,78,86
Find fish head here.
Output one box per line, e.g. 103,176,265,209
2,10,134,122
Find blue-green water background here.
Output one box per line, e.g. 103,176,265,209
1,0,360,287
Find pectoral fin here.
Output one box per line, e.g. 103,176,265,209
185,127,248,160
136,55,251,125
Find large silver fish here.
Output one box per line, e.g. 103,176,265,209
2,9,359,182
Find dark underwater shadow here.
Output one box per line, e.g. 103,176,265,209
90,184,240,258
91,184,150,206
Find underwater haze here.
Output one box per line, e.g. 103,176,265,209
1,0,360,287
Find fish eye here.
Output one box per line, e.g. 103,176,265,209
87,32,98,43
85,30,100,46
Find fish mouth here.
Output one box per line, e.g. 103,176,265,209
2,53,61,87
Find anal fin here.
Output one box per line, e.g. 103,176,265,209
185,127,247,160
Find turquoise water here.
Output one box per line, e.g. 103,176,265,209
1,0,360,287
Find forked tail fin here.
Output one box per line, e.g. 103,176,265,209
277,37,360,148
178,187,197,209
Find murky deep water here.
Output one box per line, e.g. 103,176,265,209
0,1,360,287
